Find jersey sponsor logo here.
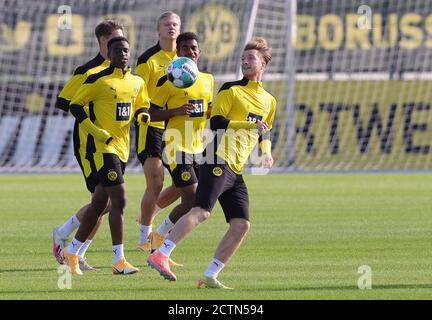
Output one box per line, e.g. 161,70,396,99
212,166,223,177
247,112,263,123
107,169,118,181
188,99,204,118
116,102,131,121
181,171,191,181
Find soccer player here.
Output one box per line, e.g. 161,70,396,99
62,36,150,275
149,32,214,253
147,38,276,289
134,11,182,252
52,20,124,271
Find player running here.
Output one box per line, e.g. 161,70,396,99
134,12,182,253
62,37,150,275
52,20,124,271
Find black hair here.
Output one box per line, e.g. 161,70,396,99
107,36,129,51
176,32,199,48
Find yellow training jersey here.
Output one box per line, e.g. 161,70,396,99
212,78,277,174
135,42,177,129
152,72,214,156
70,66,150,163
55,53,110,155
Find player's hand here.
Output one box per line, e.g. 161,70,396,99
262,153,274,169
137,110,151,124
256,120,269,135
176,103,195,116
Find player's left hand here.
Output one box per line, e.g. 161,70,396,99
137,110,151,124
256,120,269,135
262,153,273,168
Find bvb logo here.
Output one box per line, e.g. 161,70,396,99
187,4,239,61
107,170,118,182
212,167,223,177
181,171,191,182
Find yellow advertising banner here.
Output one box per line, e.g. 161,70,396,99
294,80,432,170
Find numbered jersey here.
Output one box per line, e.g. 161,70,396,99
70,66,150,162
211,77,277,174
152,71,214,154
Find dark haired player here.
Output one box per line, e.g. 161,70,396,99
62,37,150,275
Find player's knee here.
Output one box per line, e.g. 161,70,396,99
232,219,250,236
146,176,163,195
145,165,164,192
111,195,127,212
195,208,210,223
91,198,110,214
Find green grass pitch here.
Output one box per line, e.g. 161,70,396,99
1,173,431,300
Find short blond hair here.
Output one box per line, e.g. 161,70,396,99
157,11,181,27
244,37,272,64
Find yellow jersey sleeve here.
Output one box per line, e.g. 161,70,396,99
70,82,96,107
208,74,214,106
134,82,151,124
266,97,277,130
69,81,111,144
135,61,151,88
259,96,277,154
211,87,233,117
151,77,171,108
135,82,151,110
56,73,86,112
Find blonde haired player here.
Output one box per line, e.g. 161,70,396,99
147,37,276,289
134,12,183,261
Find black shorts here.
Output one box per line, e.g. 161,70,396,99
75,152,98,194
194,163,249,222
85,153,126,193
165,152,201,188
136,125,164,165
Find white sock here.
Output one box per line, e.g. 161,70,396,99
139,224,152,245
156,217,175,237
77,240,92,259
112,244,124,265
158,239,176,257
67,238,84,255
204,258,225,278
57,215,80,238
